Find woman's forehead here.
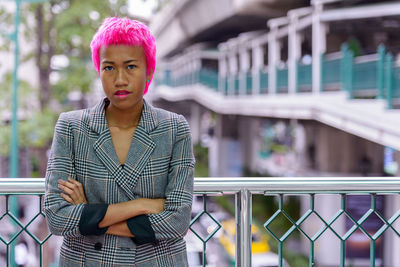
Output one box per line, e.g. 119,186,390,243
99,45,145,62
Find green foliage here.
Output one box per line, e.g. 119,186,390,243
24,0,129,103
20,108,58,147
215,195,235,216
348,37,362,57
0,72,56,155
0,109,57,156
0,72,37,111
193,144,209,177
0,7,13,49
0,0,132,158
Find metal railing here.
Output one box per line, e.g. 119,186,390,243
1,177,400,267
159,44,400,109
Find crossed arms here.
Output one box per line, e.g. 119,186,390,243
58,178,164,237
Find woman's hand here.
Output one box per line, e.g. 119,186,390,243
58,178,88,205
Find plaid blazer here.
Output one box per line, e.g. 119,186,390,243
44,98,195,267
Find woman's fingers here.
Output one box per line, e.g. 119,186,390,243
59,178,80,191
68,178,86,196
58,178,88,205
58,182,75,196
61,193,74,204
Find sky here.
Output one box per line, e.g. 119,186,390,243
128,0,158,19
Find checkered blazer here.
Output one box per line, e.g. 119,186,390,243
44,98,195,267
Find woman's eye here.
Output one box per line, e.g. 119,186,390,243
127,65,137,70
104,66,114,71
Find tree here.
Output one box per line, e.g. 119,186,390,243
0,0,131,176
26,0,130,109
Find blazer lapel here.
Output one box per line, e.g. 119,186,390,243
120,100,157,199
90,98,122,178
89,98,158,200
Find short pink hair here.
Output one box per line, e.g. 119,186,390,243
90,17,156,94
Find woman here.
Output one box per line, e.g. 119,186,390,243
44,17,195,267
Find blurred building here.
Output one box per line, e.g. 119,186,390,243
148,0,400,266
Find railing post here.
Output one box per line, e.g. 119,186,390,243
296,60,299,93
340,43,348,92
377,44,386,99
235,189,252,267
320,53,325,92
347,49,354,99
386,52,394,109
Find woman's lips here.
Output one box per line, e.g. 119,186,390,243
115,90,131,99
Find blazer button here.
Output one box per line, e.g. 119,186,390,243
94,242,102,251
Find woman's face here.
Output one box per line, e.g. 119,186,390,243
99,44,149,112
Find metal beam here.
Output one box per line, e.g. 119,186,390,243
321,2,400,22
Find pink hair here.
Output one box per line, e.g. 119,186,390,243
90,17,156,94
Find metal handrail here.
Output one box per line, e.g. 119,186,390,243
3,177,400,193
1,177,400,267
194,177,400,193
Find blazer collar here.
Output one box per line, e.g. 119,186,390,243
89,97,158,199
89,97,158,134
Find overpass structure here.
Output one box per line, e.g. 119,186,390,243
149,0,400,266
150,0,400,175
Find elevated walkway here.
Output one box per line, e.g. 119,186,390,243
154,84,400,151
152,0,400,153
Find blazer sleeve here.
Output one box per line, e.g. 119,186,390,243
43,112,85,237
146,115,195,241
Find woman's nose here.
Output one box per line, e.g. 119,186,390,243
115,69,128,86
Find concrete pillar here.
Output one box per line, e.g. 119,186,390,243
252,42,264,95
194,53,202,84
292,120,307,174
312,2,326,94
190,52,196,84
302,121,318,170
189,103,201,145
313,124,384,174
218,55,228,94
239,48,250,95
315,125,359,173
209,114,223,177
228,51,239,95
288,14,302,94
209,114,241,177
186,53,193,85
238,117,260,173
176,58,182,86
268,29,280,95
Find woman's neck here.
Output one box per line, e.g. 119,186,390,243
105,101,143,129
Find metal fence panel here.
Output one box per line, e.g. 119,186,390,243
2,177,400,267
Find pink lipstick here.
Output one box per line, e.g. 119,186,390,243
115,90,131,99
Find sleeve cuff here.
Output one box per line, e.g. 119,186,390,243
79,204,109,236
127,215,157,245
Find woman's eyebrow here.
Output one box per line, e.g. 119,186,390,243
124,59,139,64
101,60,114,65
101,59,139,64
